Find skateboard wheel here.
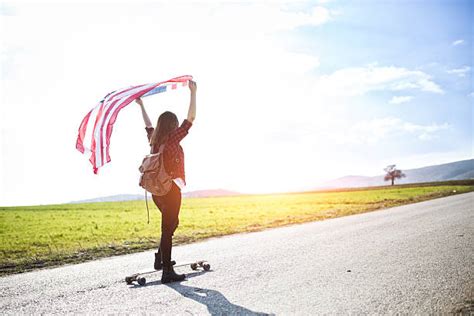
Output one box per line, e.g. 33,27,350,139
137,277,146,286
191,263,198,270
203,264,210,271
125,277,132,285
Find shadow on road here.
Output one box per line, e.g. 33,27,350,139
129,270,273,315
166,280,273,316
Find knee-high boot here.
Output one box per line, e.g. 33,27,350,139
160,238,185,283
154,246,162,270
154,245,176,270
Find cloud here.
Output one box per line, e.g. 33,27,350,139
0,3,15,16
314,65,444,96
389,95,413,104
447,66,471,77
324,117,450,145
452,39,465,46
136,2,332,38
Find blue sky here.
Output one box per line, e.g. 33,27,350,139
0,0,472,206
280,0,473,159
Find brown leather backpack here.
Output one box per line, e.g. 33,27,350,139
138,144,172,222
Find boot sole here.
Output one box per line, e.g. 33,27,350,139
161,276,186,284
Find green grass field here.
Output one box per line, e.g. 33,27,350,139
1,180,473,275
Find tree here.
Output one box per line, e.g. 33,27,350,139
384,164,406,186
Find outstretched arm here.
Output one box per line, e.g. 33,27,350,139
136,97,153,128
187,80,197,123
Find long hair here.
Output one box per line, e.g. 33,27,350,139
150,111,178,148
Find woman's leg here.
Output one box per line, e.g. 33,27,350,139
151,194,165,269
156,183,181,266
153,183,184,283
152,190,179,270
171,188,182,236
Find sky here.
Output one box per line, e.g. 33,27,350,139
0,0,472,206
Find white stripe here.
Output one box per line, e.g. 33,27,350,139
82,102,102,152
93,101,109,168
106,84,151,103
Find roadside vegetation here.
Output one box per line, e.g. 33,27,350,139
1,180,473,275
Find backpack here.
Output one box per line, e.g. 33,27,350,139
138,144,172,222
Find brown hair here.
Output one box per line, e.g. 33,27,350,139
150,111,179,149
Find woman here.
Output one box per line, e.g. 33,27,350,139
136,80,197,283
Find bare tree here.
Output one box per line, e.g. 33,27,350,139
384,164,406,186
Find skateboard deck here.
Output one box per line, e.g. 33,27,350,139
125,260,210,286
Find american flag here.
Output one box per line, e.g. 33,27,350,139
76,75,192,174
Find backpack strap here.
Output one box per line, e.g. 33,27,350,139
145,190,150,224
158,143,165,153
151,142,166,155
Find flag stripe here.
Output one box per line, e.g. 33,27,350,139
82,102,102,153
75,108,93,153
90,101,107,173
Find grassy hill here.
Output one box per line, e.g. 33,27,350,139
69,189,241,204
321,159,473,189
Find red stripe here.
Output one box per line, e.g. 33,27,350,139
168,75,192,82
75,108,93,153
89,101,107,174
99,98,121,165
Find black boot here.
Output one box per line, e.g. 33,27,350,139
154,251,176,270
161,264,185,284
159,230,182,282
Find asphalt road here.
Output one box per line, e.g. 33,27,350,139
1,192,473,315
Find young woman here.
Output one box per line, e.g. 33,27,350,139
136,80,197,283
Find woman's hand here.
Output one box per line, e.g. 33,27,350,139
135,97,143,106
188,80,197,94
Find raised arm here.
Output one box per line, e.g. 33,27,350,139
136,97,153,128
187,80,197,123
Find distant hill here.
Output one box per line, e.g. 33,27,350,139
69,189,240,204
69,194,144,204
320,159,474,189
182,189,240,198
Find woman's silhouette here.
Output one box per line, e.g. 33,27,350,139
136,80,197,283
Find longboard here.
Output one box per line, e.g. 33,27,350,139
125,260,210,286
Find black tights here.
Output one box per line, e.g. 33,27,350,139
152,182,181,266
